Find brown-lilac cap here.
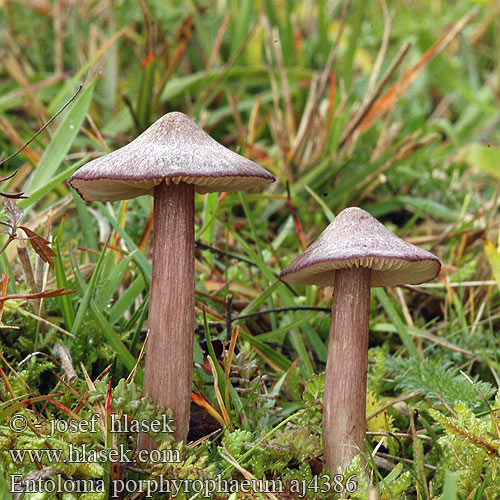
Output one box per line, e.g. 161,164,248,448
69,112,275,202
279,207,441,287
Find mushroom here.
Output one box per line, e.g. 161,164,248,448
70,112,275,448
279,207,441,472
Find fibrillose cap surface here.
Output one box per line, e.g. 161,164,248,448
279,207,441,287
70,112,276,202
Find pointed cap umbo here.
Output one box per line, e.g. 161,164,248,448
70,112,275,202
279,207,441,287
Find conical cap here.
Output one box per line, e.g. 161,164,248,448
70,112,275,201
279,207,441,287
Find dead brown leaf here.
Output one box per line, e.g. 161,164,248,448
19,226,57,269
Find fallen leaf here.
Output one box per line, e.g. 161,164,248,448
19,226,57,269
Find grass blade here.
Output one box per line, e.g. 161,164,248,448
96,251,137,310
441,471,458,500
69,245,141,380
71,241,109,337
109,275,145,325
239,330,291,371
99,203,152,278
374,288,419,360
19,159,87,211
53,238,75,331
27,80,95,194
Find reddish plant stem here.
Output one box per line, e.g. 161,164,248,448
140,181,195,449
323,267,371,472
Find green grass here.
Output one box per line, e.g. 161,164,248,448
0,0,499,498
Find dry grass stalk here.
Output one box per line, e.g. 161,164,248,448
206,10,231,73
359,6,479,133
364,0,392,100
409,406,431,500
339,41,411,150
0,53,47,120
271,26,296,145
291,0,350,167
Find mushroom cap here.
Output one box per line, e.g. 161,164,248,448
70,112,276,201
279,207,441,287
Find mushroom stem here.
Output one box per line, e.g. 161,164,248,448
324,267,371,472
140,181,195,449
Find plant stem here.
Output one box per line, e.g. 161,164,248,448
323,267,371,472
140,181,194,449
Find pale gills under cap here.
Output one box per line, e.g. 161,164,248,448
279,207,441,287
70,112,275,201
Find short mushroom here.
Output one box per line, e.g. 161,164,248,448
279,207,441,472
70,112,275,448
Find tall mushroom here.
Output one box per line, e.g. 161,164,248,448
70,112,275,448
279,207,440,472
